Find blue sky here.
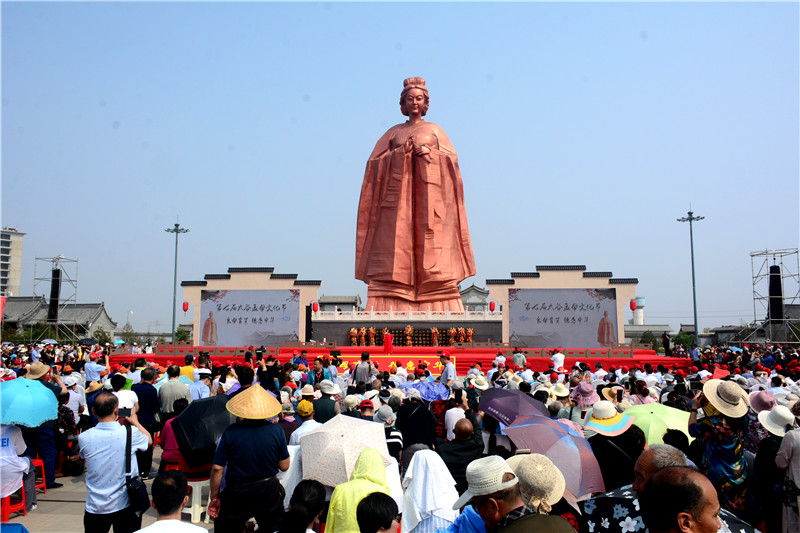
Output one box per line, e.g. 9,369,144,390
2,2,798,336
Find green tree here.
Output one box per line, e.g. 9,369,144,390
639,330,659,352
672,331,695,351
120,323,139,345
94,328,112,346
175,329,189,343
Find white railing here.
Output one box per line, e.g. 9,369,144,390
312,309,503,321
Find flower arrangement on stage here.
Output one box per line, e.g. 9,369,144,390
404,324,414,346
358,327,367,346
349,328,358,346
367,327,376,346
466,327,474,343
448,327,457,346
457,327,466,343
430,327,440,346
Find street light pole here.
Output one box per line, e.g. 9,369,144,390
165,222,189,342
677,210,704,346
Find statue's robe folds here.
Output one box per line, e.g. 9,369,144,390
355,122,476,312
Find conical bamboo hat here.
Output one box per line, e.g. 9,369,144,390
226,385,282,419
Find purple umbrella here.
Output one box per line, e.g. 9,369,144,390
505,415,605,499
478,388,548,426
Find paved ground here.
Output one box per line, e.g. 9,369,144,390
5,450,214,532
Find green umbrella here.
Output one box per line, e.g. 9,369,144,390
624,403,692,445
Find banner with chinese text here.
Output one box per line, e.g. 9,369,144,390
199,289,300,347
508,288,617,348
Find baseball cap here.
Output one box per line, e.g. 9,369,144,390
452,456,518,509
359,399,374,410
297,400,314,417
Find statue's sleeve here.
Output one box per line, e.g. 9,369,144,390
432,125,457,157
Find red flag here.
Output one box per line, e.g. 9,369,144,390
0,296,6,326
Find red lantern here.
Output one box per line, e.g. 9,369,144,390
630,300,637,311
489,301,496,312
182,302,189,312
312,301,319,312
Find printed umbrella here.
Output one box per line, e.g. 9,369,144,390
623,403,692,445
1,378,58,427
579,484,758,533
301,414,390,487
172,395,236,467
479,388,548,426
504,414,604,499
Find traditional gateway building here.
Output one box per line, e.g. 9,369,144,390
181,264,640,348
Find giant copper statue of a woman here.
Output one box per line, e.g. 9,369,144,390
355,78,476,312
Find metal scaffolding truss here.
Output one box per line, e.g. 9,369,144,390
745,248,800,344
32,255,79,342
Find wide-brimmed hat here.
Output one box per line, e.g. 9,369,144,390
406,388,422,400
85,381,103,394
226,384,282,419
373,405,394,425
319,380,341,396
300,384,315,396
575,382,600,402
364,389,380,401
749,390,777,413
601,386,622,403
281,402,295,415
25,362,50,380
472,376,489,390
343,395,360,411
551,383,569,398
506,454,566,514
759,405,797,437
452,455,518,510
703,379,749,418
584,400,634,436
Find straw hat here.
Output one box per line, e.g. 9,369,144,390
343,395,361,411
703,379,749,418
506,454,566,514
85,381,103,394
584,400,634,437
601,386,622,403
226,384,282,419
300,384,315,396
452,455,518,510
759,405,797,437
472,376,489,391
25,362,50,380
320,380,341,396
749,390,777,413
551,383,569,398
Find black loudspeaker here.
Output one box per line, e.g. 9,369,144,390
47,268,61,323
768,264,784,321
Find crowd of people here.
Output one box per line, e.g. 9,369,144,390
2,341,800,533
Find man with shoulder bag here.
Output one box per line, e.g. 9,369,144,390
79,391,152,532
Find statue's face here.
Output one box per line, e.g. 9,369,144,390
404,88,426,115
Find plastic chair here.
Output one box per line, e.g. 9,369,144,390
178,453,211,523
31,459,46,494
1,487,26,522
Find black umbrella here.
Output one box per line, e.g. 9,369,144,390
78,338,98,345
479,388,549,426
172,395,236,467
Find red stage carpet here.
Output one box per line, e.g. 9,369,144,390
110,345,691,375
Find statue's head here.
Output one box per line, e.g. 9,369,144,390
399,77,429,117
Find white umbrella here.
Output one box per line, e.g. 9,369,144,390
301,414,391,487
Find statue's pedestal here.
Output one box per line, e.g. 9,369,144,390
310,309,502,347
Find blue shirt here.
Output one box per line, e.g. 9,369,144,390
79,422,148,514
189,380,210,400
440,362,456,384
213,420,289,485
84,361,106,382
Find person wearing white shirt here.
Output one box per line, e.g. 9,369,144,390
1,424,37,511
520,367,534,383
134,470,206,532
550,350,565,371
110,374,139,412
444,392,467,440
289,400,323,446
593,363,608,381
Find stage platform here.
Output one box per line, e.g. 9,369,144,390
109,345,691,376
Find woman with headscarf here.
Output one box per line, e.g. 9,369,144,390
689,379,755,523
401,450,459,533
327,448,391,533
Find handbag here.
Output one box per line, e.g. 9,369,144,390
125,424,151,517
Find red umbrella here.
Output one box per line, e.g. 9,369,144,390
505,415,604,499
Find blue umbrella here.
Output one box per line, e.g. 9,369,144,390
41,339,57,344
154,374,193,391
113,339,125,345
1,379,58,427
